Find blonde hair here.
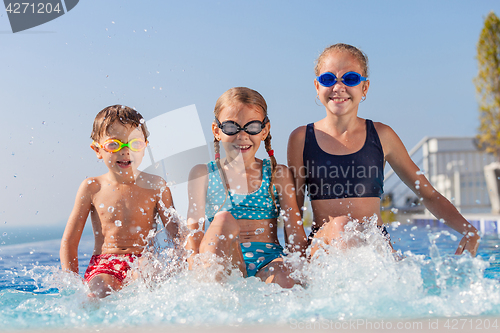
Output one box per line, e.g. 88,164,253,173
213,87,278,210
91,105,149,141
314,43,369,77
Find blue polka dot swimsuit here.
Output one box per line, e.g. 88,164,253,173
205,158,284,276
205,158,280,222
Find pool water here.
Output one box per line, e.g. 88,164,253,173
0,221,499,330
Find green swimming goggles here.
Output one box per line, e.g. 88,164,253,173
317,71,367,87
92,138,147,153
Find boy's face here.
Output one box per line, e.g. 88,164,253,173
92,122,146,178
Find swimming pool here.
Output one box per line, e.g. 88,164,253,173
0,221,499,330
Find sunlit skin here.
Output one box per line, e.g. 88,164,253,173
288,49,480,257
185,102,307,288
60,121,176,298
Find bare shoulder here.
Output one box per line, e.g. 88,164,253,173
373,121,405,153
80,176,103,193
287,126,308,165
373,121,398,140
136,172,169,190
189,163,209,176
188,163,209,182
288,125,307,143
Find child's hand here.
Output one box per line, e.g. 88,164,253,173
455,232,480,256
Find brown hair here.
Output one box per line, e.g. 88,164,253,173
91,105,150,142
213,87,278,210
314,43,369,77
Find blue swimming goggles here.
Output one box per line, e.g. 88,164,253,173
316,71,367,87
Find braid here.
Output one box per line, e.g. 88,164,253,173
214,138,228,214
264,133,278,212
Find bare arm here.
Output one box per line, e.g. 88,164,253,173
185,164,209,267
378,123,480,256
60,179,93,273
287,126,307,217
156,181,178,241
274,164,308,256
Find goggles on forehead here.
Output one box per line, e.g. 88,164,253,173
216,116,269,136
92,138,147,153
317,71,367,87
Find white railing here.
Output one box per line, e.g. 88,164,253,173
384,137,496,214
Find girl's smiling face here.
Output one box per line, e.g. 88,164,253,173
212,102,269,163
93,121,146,179
315,50,370,118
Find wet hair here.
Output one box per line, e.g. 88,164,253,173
213,87,278,211
314,43,369,77
91,105,150,142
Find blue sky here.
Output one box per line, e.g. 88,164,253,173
1,0,500,228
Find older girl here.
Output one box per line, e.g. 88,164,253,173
287,43,479,256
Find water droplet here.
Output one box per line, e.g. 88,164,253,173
108,206,115,213
411,226,418,231
115,220,122,227
19,194,23,198
41,121,46,125
99,204,104,208
29,140,33,145
254,228,265,235
218,235,225,240
87,180,92,184
297,221,303,225
13,174,17,178
2,232,7,236
228,234,234,239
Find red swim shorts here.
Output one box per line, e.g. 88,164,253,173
84,253,141,283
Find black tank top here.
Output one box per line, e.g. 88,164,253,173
303,119,384,200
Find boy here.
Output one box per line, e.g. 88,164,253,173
60,105,177,298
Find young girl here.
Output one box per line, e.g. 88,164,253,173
287,43,480,257
185,87,307,288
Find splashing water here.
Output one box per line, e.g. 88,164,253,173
0,214,499,330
